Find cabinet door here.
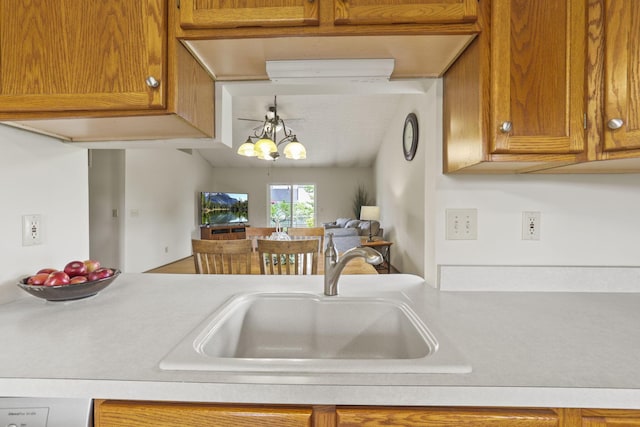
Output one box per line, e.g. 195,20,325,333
582,409,640,427
334,0,477,25
179,0,319,29
602,0,640,152
490,0,586,155
0,0,166,113
337,407,560,427
94,400,312,427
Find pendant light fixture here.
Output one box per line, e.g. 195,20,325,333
236,96,306,161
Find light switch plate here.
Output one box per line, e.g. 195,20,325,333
445,209,477,240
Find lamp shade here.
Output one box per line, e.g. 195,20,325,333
360,206,380,221
283,138,306,159
237,138,257,157
254,137,278,157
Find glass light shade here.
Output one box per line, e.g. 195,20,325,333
283,140,306,159
360,206,380,221
237,139,257,157
254,137,277,156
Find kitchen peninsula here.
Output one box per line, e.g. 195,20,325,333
1,272,639,425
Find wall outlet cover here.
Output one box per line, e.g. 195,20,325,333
522,211,541,240
22,214,43,246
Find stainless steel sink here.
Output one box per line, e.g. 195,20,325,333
160,292,471,374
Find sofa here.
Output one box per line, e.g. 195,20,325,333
323,217,382,238
323,217,383,253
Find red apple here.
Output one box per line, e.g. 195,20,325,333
64,260,87,277
44,271,70,287
27,273,50,285
69,276,88,285
83,259,101,273
87,268,113,281
37,268,57,275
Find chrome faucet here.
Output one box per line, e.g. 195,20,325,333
324,233,383,296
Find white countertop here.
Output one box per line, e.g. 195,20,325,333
1,273,639,409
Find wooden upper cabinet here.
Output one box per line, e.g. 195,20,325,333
443,0,588,173
602,0,640,152
334,0,477,25
0,0,166,113
178,0,319,29
490,0,586,155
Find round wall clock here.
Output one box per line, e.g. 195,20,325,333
403,113,419,161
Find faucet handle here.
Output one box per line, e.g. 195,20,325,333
325,232,338,261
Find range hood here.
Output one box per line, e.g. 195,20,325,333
265,59,395,84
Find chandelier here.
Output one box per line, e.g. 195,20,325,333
236,96,306,161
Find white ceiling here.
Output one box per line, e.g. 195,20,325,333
197,79,434,168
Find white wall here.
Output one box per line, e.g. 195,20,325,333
374,88,434,278
434,173,640,267
89,149,125,269
0,125,89,300
122,149,213,272
210,167,374,227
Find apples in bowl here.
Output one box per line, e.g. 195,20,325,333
18,260,120,301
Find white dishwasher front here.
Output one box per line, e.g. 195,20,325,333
0,398,92,427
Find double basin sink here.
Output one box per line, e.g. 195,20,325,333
160,292,471,374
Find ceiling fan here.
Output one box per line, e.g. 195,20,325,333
236,96,307,161
237,95,303,125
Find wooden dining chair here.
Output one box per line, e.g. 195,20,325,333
257,239,318,275
286,227,325,253
191,239,253,274
245,227,277,252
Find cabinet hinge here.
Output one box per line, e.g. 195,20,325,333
583,113,587,130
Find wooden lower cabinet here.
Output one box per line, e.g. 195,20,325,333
94,402,640,427
94,400,314,427
581,409,640,426
337,407,561,427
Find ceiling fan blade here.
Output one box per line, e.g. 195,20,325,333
237,118,264,122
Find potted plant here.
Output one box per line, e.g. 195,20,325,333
352,184,373,220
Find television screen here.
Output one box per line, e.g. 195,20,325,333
200,192,248,226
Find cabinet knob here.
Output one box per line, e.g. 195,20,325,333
145,76,160,88
607,118,624,130
499,121,512,133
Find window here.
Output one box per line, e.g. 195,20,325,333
269,184,316,228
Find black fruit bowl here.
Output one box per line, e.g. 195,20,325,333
17,269,121,302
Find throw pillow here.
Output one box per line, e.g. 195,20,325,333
345,219,361,230
335,217,352,228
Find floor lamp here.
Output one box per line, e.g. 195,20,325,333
360,206,380,242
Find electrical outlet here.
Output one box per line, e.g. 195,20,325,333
522,211,541,240
446,209,477,240
22,214,43,246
